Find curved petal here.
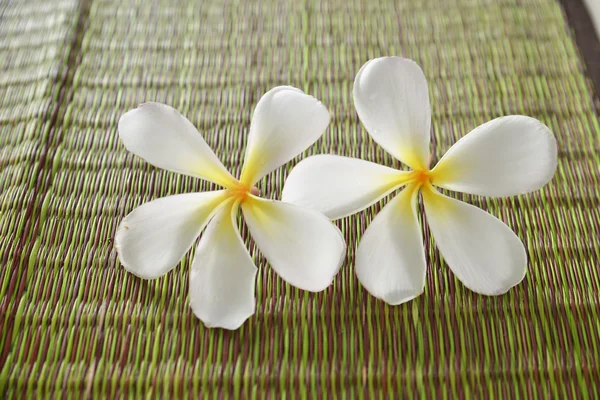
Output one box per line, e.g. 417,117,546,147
115,191,228,279
239,86,330,186
353,57,431,170
118,102,237,188
431,116,557,197
282,155,411,220
190,200,257,330
355,185,426,305
241,197,346,292
422,186,527,295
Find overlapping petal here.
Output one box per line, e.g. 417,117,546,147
242,196,346,292
115,191,228,279
355,185,426,304
432,116,557,197
422,186,527,295
353,57,431,170
190,200,257,330
118,102,237,188
240,86,330,186
282,155,410,220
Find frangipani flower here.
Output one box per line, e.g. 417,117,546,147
116,87,346,329
282,57,557,304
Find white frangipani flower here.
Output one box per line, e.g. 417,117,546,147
116,86,346,329
282,57,557,304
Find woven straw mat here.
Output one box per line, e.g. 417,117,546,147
1,0,599,397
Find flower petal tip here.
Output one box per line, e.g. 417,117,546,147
377,290,424,306
471,265,527,297
353,56,431,169
194,305,255,331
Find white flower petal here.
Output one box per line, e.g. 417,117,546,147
432,116,557,197
190,200,257,330
282,155,410,220
423,187,527,295
118,102,237,188
242,197,346,292
240,86,330,186
115,191,228,279
355,185,426,305
353,57,431,169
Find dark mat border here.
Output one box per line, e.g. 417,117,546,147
560,0,600,102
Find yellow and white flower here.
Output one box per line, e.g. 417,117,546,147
282,57,557,304
116,87,346,329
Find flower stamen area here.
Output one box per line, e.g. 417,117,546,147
407,169,433,189
227,183,260,202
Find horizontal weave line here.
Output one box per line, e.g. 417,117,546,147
78,34,575,48
85,15,567,32
0,47,61,66
8,299,600,335
43,152,600,176
0,70,61,88
57,109,595,134
0,18,70,36
4,358,598,379
81,32,569,51
67,69,588,87
89,1,561,14
0,2,76,18
66,71,592,87
0,112,52,126
75,53,581,70
0,31,76,51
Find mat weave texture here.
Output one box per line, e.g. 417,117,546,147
1,0,600,397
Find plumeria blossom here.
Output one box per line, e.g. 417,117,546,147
282,57,557,304
116,87,346,329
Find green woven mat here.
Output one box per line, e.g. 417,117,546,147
1,0,600,397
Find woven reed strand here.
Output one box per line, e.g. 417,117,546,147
1,0,599,397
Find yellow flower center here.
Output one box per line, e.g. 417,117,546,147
226,182,260,203
411,169,432,185
384,161,442,198
393,168,434,190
